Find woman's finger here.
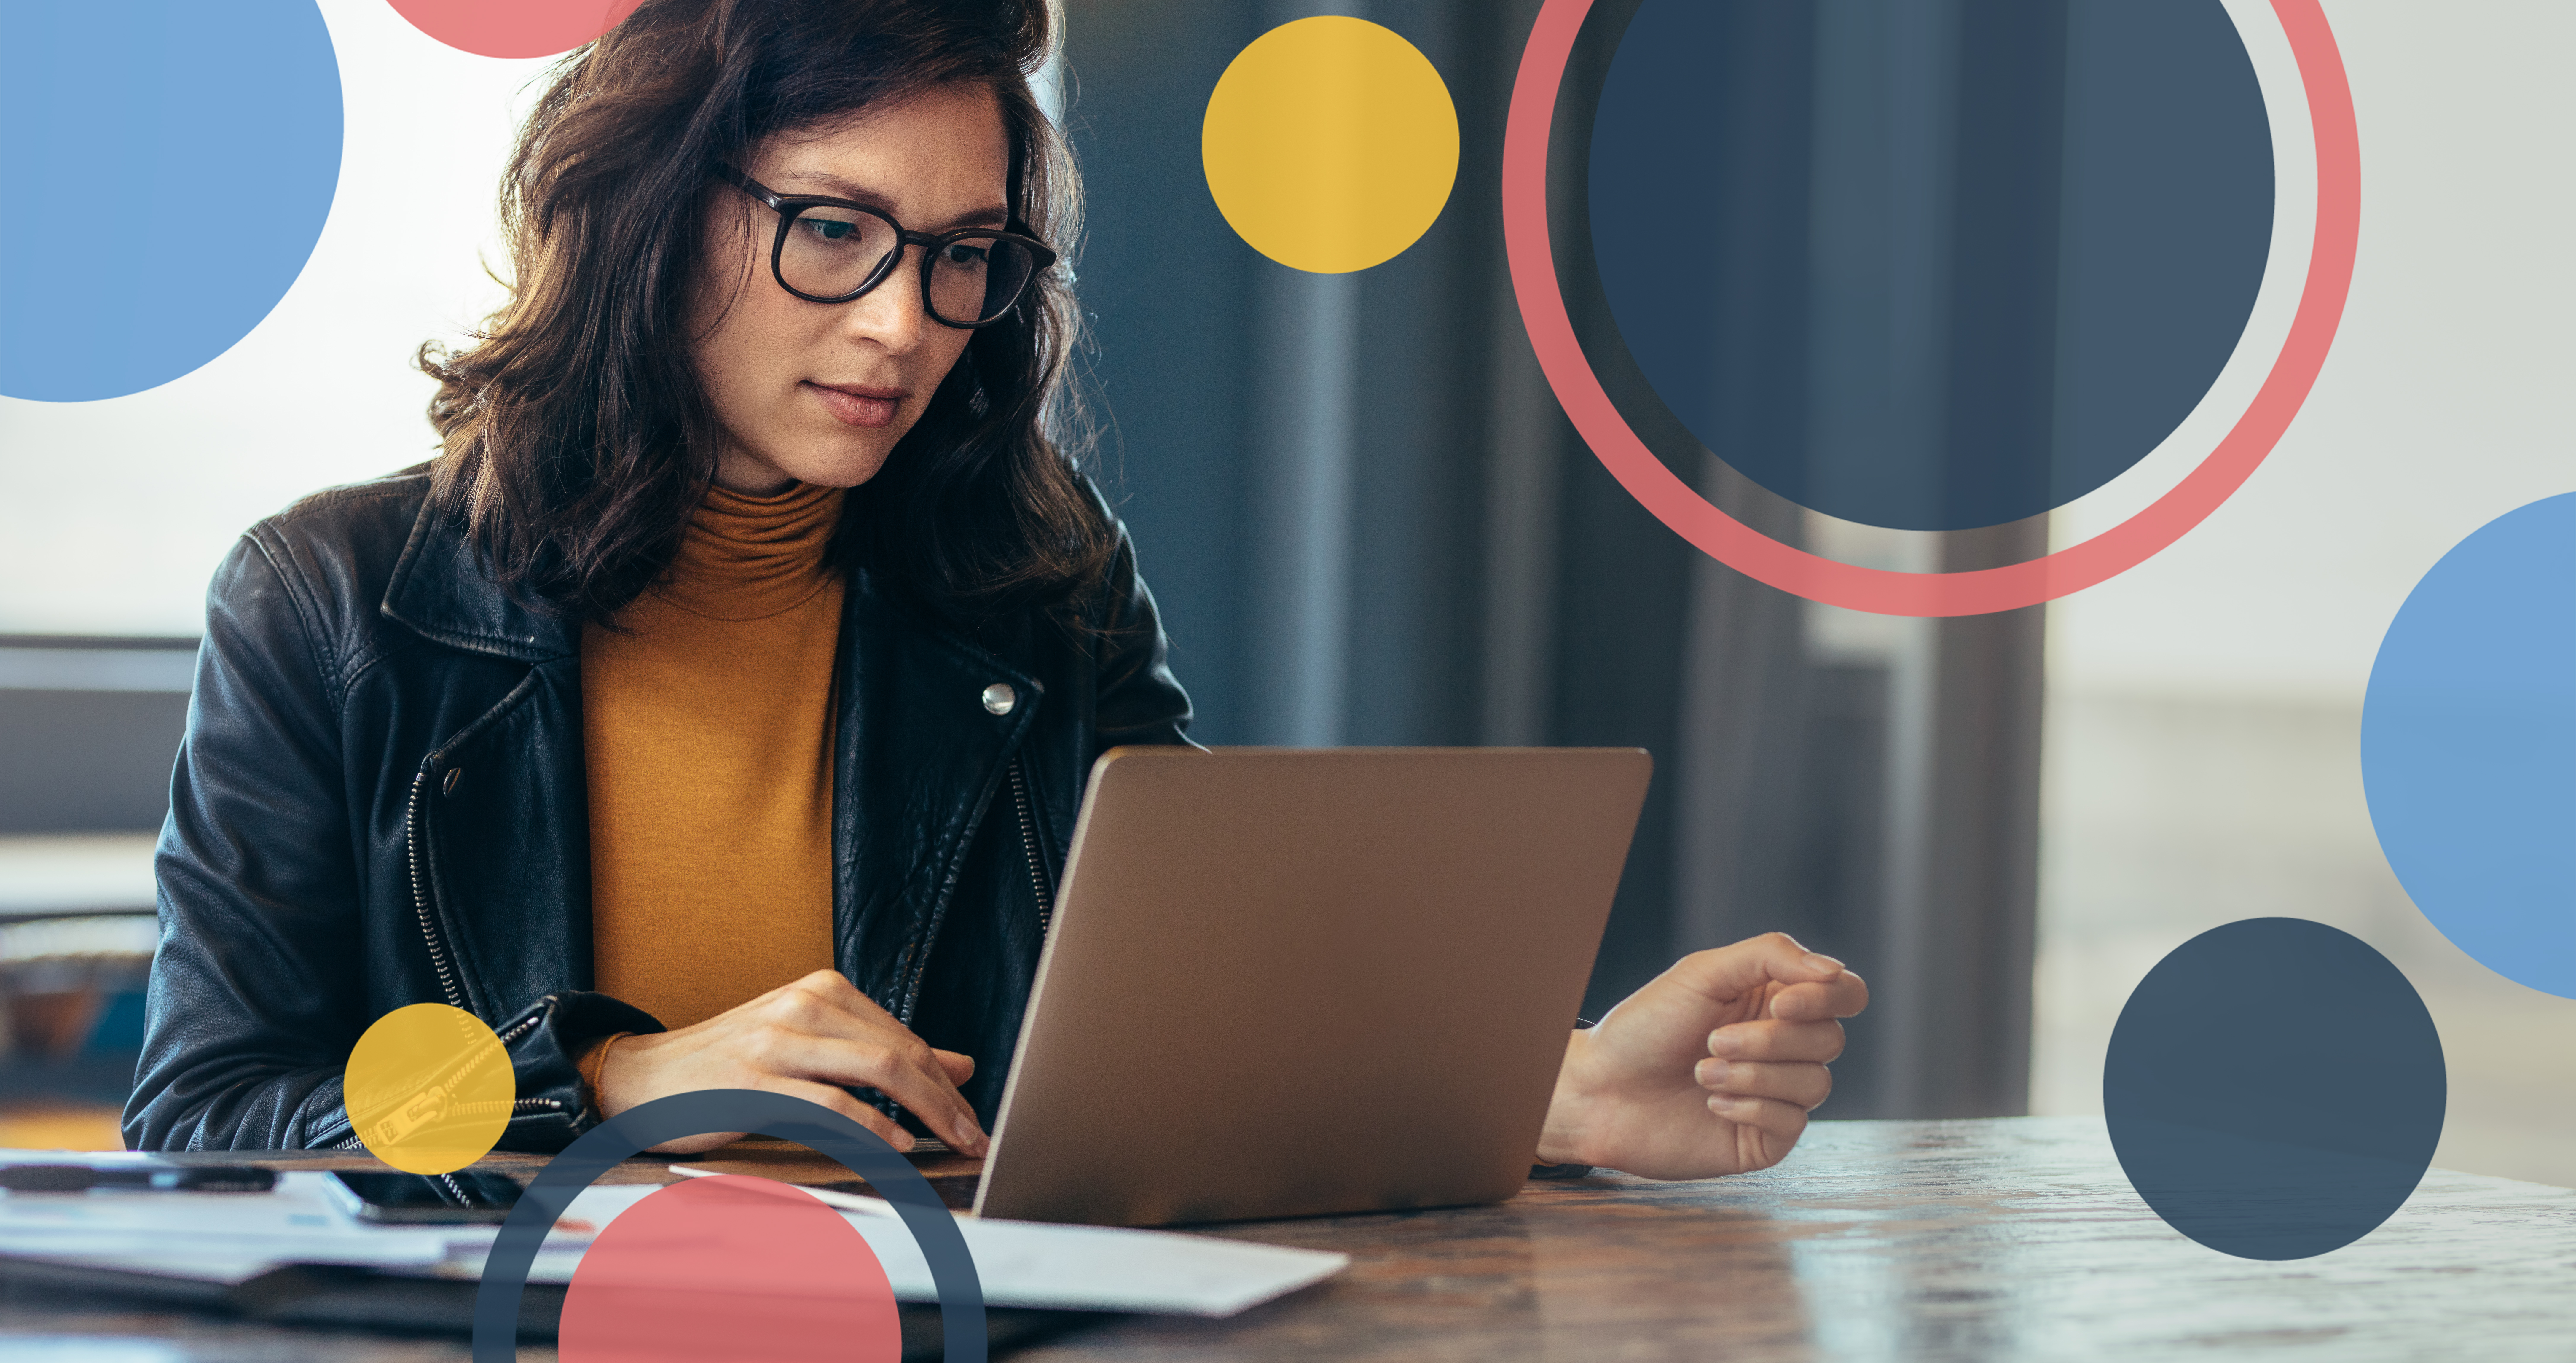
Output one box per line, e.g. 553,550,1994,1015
1694,1058,1834,1111
1766,970,1869,1022
1664,933,1846,1008
763,1075,917,1154
1706,1092,1808,1166
1708,1017,1845,1063
765,1030,987,1155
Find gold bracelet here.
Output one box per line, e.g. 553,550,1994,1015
580,1031,633,1113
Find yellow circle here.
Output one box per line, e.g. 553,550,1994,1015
345,1003,513,1174
1202,16,1460,274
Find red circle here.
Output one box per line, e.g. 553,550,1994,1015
558,1175,902,1363
385,0,643,59
1503,0,2361,617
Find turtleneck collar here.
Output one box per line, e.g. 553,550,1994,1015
652,480,848,621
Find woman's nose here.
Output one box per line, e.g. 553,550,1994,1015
841,247,929,354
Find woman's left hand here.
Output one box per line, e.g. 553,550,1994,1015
1535,933,1869,1180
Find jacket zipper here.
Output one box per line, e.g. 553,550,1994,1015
894,754,1055,1021
328,1095,563,1154
1008,756,1056,940
405,765,465,1011
326,1088,564,1152
368,787,556,1146
493,1011,566,1118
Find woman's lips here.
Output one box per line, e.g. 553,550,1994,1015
805,381,902,429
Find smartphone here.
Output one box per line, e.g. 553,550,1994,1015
325,1170,523,1224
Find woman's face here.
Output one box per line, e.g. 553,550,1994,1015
692,84,1010,495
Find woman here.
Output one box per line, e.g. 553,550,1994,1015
125,0,1865,1178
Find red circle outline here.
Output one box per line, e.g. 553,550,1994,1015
1503,0,2361,616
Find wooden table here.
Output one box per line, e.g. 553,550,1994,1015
5,1117,2571,1360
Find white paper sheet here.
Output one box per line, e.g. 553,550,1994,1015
0,1171,461,1265
8,1251,288,1286
436,1179,1349,1316
2,1167,1347,1317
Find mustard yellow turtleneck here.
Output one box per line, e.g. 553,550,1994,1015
581,480,847,1034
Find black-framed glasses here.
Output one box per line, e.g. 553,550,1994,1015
715,163,1057,328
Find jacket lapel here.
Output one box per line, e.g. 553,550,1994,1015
378,504,592,1016
832,571,1042,1021
380,502,579,664
377,503,1043,1026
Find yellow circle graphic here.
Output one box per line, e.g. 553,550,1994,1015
345,1003,513,1174
1202,16,1460,274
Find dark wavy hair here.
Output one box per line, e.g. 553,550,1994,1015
420,0,1110,625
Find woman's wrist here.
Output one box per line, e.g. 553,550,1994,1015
1534,1027,1598,1167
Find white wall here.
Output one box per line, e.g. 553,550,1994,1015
2033,0,2576,1186
0,1,560,637
2049,0,2574,702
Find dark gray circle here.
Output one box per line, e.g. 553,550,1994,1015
1587,0,2274,531
2105,918,2446,1260
470,1089,985,1361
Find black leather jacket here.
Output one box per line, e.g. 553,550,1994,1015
123,468,1192,1152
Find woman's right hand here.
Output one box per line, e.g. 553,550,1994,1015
593,969,987,1157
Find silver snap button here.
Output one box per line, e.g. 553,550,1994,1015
981,682,1017,716
441,768,465,798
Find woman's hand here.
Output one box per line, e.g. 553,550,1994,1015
1535,933,1868,1180
594,969,988,1157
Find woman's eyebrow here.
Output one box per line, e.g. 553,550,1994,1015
777,172,1009,229
935,205,1014,231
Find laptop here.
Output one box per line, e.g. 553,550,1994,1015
972,746,1651,1227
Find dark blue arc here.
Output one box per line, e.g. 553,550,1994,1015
1587,0,2274,531
471,1089,985,1362
2104,918,2446,1261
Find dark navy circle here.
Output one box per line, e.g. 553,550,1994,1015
0,0,342,400
1587,0,2272,531
471,1090,985,1362
2104,919,2445,1261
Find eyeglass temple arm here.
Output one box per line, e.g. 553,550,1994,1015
712,162,775,206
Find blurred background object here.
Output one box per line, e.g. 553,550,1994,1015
0,0,2567,1182
0,803,165,1150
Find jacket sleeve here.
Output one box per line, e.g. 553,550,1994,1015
1089,518,1198,752
123,534,371,1151
123,534,659,1152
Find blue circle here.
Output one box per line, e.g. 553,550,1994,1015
0,0,342,401
1586,0,2272,531
2104,918,2444,1261
2362,493,2576,999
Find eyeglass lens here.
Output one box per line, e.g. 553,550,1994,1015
780,205,1039,324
